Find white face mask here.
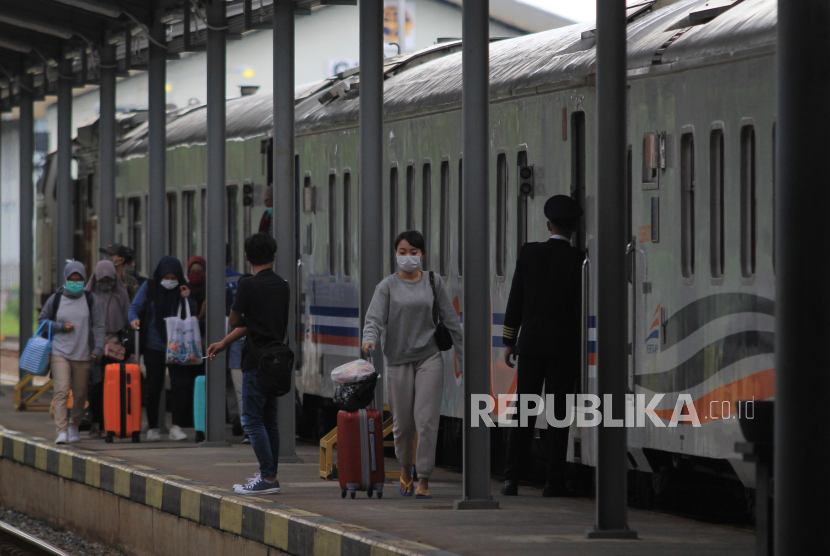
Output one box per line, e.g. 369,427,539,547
397,255,421,273
160,279,179,290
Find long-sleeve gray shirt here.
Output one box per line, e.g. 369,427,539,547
362,272,463,370
38,290,105,361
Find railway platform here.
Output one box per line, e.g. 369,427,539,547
0,384,754,556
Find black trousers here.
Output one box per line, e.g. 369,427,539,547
503,354,577,482
144,349,200,429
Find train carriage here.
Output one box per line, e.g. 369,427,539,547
36,0,779,489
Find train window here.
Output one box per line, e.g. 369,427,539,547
128,197,142,272
642,132,658,183
406,165,415,230
571,112,586,250
343,172,352,277
680,132,695,279
440,161,450,277
710,130,725,279
166,192,177,257
328,173,337,276
422,163,432,270
87,174,94,208
496,153,508,278
390,167,399,273
227,185,239,272
517,151,528,251
182,191,196,262
740,125,757,278
458,159,463,276
200,188,207,255
304,176,313,257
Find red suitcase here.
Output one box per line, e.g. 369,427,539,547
337,408,385,498
103,329,142,443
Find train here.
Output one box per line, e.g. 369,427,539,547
36,0,777,499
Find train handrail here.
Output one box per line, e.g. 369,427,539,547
581,256,591,396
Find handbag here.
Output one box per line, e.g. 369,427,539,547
333,372,379,412
428,271,454,351
104,341,126,361
19,321,53,376
257,343,295,398
165,300,204,365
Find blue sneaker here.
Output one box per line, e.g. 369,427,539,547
234,474,280,495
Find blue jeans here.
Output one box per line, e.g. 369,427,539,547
241,370,280,478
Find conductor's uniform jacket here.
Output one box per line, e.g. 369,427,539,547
501,236,585,482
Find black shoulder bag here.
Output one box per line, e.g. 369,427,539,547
257,339,295,398
429,271,454,351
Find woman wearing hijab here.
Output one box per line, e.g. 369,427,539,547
128,256,196,442
187,256,207,332
258,185,273,235
38,261,105,445
85,260,131,438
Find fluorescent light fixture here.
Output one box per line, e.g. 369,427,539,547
52,0,122,19
0,37,33,53
0,13,74,39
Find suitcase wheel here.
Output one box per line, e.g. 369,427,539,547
330,463,338,479
367,488,374,498
341,489,346,499
131,432,141,443
350,490,356,499
104,433,114,444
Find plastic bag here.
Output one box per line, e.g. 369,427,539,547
333,372,379,412
331,359,376,385
165,301,203,365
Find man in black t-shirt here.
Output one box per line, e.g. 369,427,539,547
207,233,289,495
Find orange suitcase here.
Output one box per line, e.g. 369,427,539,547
103,362,142,443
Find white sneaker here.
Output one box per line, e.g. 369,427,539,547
55,432,68,445
146,429,161,442
67,428,81,443
169,426,188,441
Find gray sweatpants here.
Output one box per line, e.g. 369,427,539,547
386,352,444,479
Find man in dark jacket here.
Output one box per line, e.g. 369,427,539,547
501,195,584,497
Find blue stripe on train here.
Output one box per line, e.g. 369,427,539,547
310,324,360,337
588,340,597,354
309,306,360,318
492,313,505,325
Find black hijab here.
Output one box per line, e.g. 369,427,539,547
151,256,188,338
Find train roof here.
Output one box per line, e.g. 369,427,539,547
117,0,777,158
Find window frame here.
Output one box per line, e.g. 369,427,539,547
328,172,337,277
390,165,399,273
496,152,508,278
680,129,696,282
709,125,725,281
343,171,352,277
740,123,757,280
439,159,450,277
422,161,432,271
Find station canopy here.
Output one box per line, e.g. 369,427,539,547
0,0,355,112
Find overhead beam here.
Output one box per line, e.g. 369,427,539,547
0,37,33,54
0,11,74,39
51,0,122,18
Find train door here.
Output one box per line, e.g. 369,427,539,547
571,112,587,252
627,146,636,392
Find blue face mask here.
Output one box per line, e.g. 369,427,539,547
65,281,84,294
266,208,273,216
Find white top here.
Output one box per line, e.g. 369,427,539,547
550,234,571,242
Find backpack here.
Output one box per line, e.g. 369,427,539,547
50,289,94,321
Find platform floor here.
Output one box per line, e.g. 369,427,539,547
0,384,754,556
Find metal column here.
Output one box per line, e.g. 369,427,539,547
18,73,34,378
775,1,830,554
587,0,636,539
56,59,73,277
99,44,117,251
454,0,498,511
358,0,385,414
148,10,166,272
396,0,406,53
273,0,299,461
203,0,229,446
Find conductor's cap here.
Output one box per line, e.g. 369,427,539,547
544,195,583,221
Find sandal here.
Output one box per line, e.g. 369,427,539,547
398,476,414,496
415,490,432,499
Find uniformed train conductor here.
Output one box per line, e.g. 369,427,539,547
501,195,585,497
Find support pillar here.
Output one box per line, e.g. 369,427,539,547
454,0,498,511
99,44,117,251
204,0,229,446
587,0,636,540
775,1,830,554
273,0,299,461
56,59,73,278
18,72,35,378
148,10,166,273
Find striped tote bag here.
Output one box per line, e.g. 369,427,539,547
19,321,54,376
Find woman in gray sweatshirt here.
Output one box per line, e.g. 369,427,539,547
362,230,463,499
38,261,105,444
